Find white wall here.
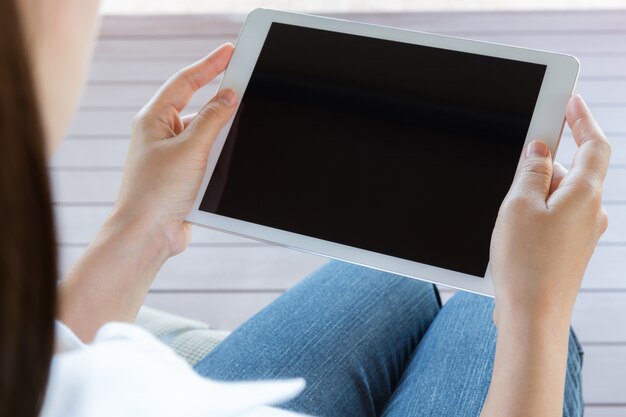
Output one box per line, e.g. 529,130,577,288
101,0,626,15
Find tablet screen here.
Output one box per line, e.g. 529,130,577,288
200,22,546,278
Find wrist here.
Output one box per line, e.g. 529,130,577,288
493,281,576,329
495,300,573,337
103,205,173,264
59,206,172,341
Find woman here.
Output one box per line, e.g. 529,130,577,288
0,0,611,416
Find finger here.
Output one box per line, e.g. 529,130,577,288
146,43,234,113
181,113,197,129
566,94,611,183
184,89,237,152
508,140,553,204
549,161,568,195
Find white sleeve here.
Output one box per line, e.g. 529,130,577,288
42,321,310,417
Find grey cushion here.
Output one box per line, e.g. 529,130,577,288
136,306,230,366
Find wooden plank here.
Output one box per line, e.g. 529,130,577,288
65,106,626,137
94,39,234,60
581,56,626,79
88,60,202,83
593,107,626,134
143,291,281,330
57,242,626,292
99,11,626,37
585,408,626,417
67,111,134,136
50,170,123,203
93,34,626,60
59,245,325,291
572,293,626,343
604,169,626,201
50,139,129,168
558,134,626,167
583,345,626,405
603,205,626,243
583,245,626,290
79,81,219,109
99,14,244,37
576,80,626,105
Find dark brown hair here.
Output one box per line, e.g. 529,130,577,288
0,0,58,416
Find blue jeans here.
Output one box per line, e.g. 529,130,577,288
194,261,584,416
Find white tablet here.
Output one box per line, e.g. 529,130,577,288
188,8,579,296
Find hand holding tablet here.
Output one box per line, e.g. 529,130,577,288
490,96,610,321
187,9,581,296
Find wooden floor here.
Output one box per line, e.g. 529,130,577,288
52,10,626,415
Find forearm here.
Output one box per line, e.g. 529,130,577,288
480,308,572,417
59,209,170,341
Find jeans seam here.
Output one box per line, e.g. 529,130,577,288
570,328,584,367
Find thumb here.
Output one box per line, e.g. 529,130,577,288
184,89,237,150
510,140,553,202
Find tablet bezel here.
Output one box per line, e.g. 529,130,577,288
187,8,579,296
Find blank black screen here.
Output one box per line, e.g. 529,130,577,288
200,23,546,277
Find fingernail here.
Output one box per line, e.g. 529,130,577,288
217,89,236,107
526,140,549,158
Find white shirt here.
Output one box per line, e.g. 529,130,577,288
40,321,309,417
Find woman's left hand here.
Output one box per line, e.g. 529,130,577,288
61,44,238,340
114,43,237,257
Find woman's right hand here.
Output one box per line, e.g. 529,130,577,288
489,95,611,326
